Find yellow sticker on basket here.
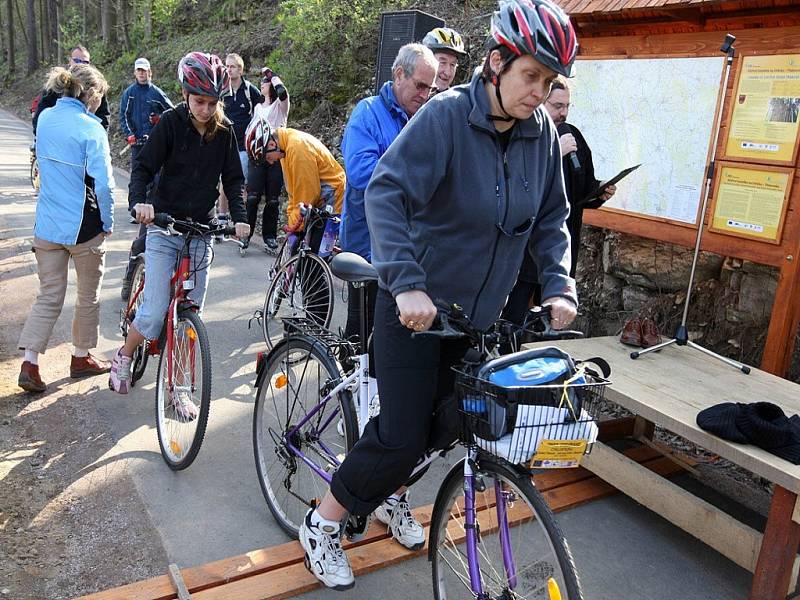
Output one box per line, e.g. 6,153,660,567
530,439,588,469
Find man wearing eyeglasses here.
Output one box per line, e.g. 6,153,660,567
32,46,111,135
338,43,437,341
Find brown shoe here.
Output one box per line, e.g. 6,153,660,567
18,361,47,393
620,316,643,347
640,318,663,349
70,354,112,379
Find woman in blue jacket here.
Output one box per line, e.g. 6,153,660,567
18,64,115,393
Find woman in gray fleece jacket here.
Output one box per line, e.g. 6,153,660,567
298,0,581,590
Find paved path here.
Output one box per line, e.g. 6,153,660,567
0,107,751,599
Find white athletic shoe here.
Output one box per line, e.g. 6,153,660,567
299,509,355,591
374,492,425,550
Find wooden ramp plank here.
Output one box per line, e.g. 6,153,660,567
78,446,683,600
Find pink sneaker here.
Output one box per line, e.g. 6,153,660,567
170,388,199,421
108,348,132,394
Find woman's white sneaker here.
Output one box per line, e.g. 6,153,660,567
299,509,355,591
374,492,425,550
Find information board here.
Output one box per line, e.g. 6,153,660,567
724,54,800,164
569,56,725,224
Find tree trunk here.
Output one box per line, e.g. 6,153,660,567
39,0,49,61
101,0,111,45
81,0,86,40
119,0,131,51
48,0,59,61
5,0,14,73
26,0,39,73
142,0,151,40
15,0,29,48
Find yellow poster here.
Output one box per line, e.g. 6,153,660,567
711,166,791,242
725,54,800,163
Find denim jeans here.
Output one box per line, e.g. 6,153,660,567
238,150,249,185
132,226,212,340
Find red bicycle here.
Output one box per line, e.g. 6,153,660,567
118,213,234,470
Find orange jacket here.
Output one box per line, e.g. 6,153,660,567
276,128,345,230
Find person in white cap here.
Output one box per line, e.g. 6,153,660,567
119,57,173,167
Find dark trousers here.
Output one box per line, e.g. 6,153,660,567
501,279,541,327
343,280,378,344
330,289,469,516
246,160,283,242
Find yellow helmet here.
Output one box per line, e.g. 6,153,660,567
423,27,467,59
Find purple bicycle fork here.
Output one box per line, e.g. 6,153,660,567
464,457,517,597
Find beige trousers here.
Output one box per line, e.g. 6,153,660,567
18,233,107,354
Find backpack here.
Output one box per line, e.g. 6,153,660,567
30,91,43,119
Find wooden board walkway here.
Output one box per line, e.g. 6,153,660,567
80,431,692,600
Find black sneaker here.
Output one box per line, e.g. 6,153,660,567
264,238,279,254
120,277,132,301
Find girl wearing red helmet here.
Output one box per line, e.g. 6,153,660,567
298,0,581,591
109,52,250,397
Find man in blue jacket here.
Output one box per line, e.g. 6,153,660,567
339,43,437,340
119,58,173,171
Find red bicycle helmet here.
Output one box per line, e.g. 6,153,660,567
245,115,272,162
490,0,578,77
178,52,229,99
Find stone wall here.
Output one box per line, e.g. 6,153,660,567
574,226,800,383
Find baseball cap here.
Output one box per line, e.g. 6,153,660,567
134,58,151,70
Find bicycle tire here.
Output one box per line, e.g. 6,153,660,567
253,336,356,538
30,158,40,191
128,259,149,385
261,253,334,350
430,456,583,600
155,309,212,471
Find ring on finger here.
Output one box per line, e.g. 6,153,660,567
407,320,416,327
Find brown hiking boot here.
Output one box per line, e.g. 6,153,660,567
70,354,112,379
18,361,47,393
640,318,663,348
620,316,643,347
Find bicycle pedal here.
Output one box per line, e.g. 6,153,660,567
344,514,371,542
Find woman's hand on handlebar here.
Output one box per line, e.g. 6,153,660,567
133,203,154,225
234,223,250,240
396,290,437,332
541,296,577,330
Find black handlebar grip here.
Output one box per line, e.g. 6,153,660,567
153,213,174,229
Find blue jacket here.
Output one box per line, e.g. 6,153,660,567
35,97,115,244
119,81,173,139
340,81,409,260
365,73,576,330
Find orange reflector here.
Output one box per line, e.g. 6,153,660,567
275,374,288,388
170,440,182,456
187,328,197,341
547,578,562,600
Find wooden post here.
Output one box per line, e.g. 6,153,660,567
750,485,800,599
761,250,800,376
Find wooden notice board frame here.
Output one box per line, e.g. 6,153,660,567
577,25,800,378
708,162,794,245
722,54,800,167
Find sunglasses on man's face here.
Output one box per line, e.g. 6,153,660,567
71,58,90,64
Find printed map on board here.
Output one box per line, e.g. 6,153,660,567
569,57,725,224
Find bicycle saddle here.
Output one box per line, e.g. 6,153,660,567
331,252,378,283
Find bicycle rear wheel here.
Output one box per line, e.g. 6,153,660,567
128,258,149,385
155,309,212,470
253,336,356,538
430,457,583,600
30,157,40,191
261,253,334,350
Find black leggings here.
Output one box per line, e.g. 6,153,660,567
343,280,378,344
246,160,283,242
330,289,469,516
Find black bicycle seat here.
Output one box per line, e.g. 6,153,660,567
331,252,378,283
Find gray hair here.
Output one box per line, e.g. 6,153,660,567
392,43,437,78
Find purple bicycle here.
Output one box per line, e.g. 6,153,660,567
252,252,610,599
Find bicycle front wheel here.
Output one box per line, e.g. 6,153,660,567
261,253,334,350
430,458,583,600
253,336,356,538
155,309,212,470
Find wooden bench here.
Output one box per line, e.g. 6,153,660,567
528,336,800,600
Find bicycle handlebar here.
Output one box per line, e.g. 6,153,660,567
413,301,583,346
129,210,236,236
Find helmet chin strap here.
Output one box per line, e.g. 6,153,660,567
487,68,515,123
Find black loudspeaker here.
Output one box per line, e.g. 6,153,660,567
374,10,445,95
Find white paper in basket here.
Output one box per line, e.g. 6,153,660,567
474,405,598,464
